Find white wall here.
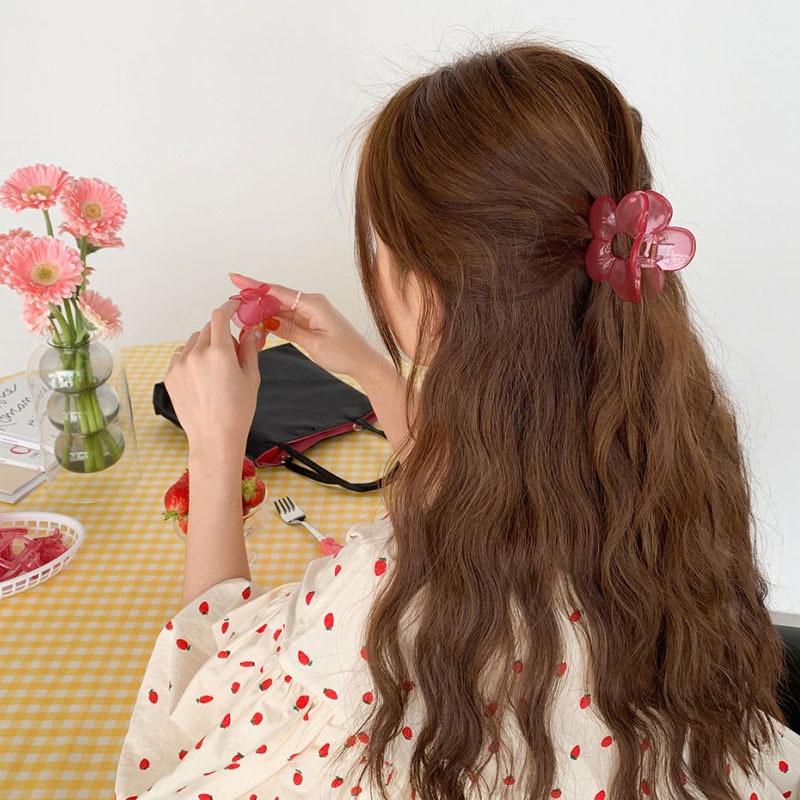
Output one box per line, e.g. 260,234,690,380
1,1,798,611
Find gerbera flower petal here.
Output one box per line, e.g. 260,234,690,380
78,289,123,338
20,298,53,335
0,228,34,286
3,236,84,304
60,177,127,239
59,224,124,249
0,164,71,211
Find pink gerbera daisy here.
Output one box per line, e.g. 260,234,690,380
83,230,124,249
3,236,83,304
0,228,34,285
0,164,71,211
78,289,123,337
59,177,127,240
20,297,53,335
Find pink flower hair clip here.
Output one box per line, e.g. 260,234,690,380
229,283,281,337
585,190,696,302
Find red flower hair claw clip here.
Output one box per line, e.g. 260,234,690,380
585,190,696,302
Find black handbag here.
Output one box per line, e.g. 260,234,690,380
152,343,394,492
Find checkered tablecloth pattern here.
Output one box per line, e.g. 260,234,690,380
0,339,390,799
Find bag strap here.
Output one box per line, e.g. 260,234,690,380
280,418,396,492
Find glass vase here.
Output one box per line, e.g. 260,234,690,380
26,336,140,505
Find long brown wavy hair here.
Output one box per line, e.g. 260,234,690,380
351,40,787,799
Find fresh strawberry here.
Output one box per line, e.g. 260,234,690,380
242,476,266,509
163,480,189,520
177,515,188,535
241,457,256,478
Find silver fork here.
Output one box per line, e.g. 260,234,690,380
273,496,325,543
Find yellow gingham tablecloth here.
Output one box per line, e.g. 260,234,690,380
0,339,391,800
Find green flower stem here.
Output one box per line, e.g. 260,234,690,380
46,335,123,473
42,209,54,237
78,238,89,294
99,427,122,461
50,305,73,347
64,297,76,336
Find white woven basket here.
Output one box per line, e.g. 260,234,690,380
0,512,85,599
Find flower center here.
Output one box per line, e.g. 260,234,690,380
82,201,103,220
30,262,59,286
25,184,53,198
611,232,634,259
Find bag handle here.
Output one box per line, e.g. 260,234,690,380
280,417,397,493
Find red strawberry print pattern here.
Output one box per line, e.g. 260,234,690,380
115,521,800,800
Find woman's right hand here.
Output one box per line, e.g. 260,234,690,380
229,272,382,381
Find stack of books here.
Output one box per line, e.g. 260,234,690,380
0,375,47,503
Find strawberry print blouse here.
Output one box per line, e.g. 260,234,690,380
116,514,800,799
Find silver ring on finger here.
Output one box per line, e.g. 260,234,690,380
290,290,302,311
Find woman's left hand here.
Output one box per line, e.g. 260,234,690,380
164,298,264,461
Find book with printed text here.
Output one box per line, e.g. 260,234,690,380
0,375,41,450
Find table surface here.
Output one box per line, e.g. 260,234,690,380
0,339,391,800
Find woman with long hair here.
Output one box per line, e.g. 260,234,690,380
117,41,800,799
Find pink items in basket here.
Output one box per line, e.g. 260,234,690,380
0,527,68,581
0,513,83,598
